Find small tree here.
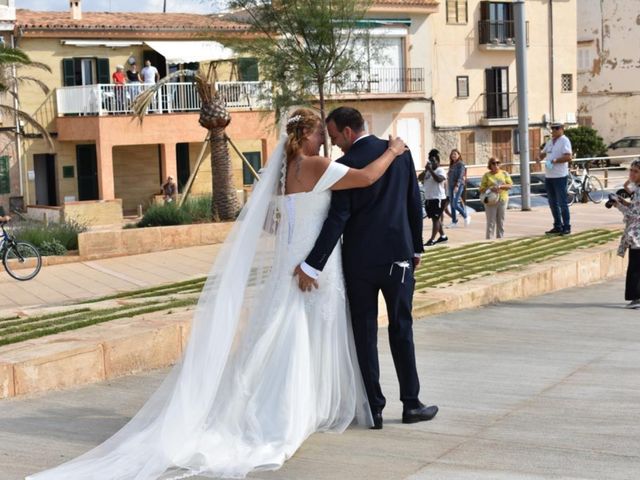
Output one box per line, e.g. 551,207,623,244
228,0,373,154
564,126,607,159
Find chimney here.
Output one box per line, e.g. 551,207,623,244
70,1,82,21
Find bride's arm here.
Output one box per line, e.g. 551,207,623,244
329,136,407,190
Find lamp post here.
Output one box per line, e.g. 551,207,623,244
514,0,531,210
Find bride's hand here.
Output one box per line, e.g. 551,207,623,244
388,135,407,156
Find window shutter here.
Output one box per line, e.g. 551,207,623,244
446,0,456,22
62,58,76,86
457,1,467,23
96,58,110,84
238,58,259,82
0,156,10,194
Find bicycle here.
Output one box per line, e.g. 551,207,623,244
566,164,605,205
0,221,42,281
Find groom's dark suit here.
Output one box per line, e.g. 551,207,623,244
305,135,424,414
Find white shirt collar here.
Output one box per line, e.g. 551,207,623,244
352,134,372,146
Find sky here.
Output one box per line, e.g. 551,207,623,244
15,0,225,13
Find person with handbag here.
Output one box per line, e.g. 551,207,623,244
479,158,512,239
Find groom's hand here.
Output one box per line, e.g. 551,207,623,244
294,265,319,292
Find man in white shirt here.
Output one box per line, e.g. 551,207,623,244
423,149,448,246
539,122,573,235
141,60,159,84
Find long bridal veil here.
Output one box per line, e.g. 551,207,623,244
27,135,342,480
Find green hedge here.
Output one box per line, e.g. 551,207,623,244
137,195,213,228
12,219,87,252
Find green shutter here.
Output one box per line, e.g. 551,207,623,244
62,58,76,86
0,156,10,194
96,58,110,84
238,58,259,82
242,152,261,185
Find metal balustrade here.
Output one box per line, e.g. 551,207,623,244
56,81,272,116
328,67,425,95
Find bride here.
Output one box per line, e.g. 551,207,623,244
26,108,407,480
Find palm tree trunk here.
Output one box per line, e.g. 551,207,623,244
209,127,240,221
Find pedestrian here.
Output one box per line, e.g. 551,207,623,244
422,149,448,246
126,62,141,83
446,148,470,228
539,122,573,235
612,159,640,308
111,65,126,112
141,60,160,84
479,157,513,239
161,176,177,204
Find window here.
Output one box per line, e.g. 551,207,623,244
479,1,514,44
238,58,259,82
485,66,510,118
446,0,467,24
62,58,110,86
242,152,262,185
456,76,469,98
577,116,593,128
561,74,573,92
577,48,592,72
0,156,9,194
460,131,475,164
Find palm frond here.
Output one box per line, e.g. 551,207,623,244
0,104,55,152
4,75,50,95
132,69,204,122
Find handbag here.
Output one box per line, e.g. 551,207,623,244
480,189,499,206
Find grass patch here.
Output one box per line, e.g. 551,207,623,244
0,228,620,347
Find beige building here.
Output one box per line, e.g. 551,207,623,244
12,3,277,219
577,0,640,144
0,0,17,212
429,0,577,170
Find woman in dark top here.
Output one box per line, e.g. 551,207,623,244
126,63,141,83
446,148,470,227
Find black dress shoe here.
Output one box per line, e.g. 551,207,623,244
402,404,439,424
545,228,563,235
371,412,383,430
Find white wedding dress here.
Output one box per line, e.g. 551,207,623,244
27,137,371,480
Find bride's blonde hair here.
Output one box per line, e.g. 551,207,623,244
285,108,322,162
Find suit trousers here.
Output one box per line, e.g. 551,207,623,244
344,261,421,414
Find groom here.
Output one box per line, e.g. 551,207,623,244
294,107,438,429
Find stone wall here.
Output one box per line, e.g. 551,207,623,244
63,199,123,227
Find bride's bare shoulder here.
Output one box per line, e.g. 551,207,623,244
302,155,332,178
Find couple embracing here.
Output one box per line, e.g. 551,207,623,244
28,107,438,480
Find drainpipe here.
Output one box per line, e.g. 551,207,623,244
548,0,555,122
10,32,24,200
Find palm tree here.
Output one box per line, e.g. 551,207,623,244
0,45,54,150
133,64,240,221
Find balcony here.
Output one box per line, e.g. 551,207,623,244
326,67,425,97
55,81,273,116
480,92,519,126
478,20,529,50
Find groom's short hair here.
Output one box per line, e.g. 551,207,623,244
326,107,365,133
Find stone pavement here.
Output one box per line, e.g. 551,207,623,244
0,202,621,315
2,278,639,480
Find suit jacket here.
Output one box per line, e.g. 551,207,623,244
305,135,424,273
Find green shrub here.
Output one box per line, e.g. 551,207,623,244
39,239,68,256
564,126,608,158
180,195,213,223
12,219,87,250
137,203,191,228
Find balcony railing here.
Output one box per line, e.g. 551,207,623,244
56,81,272,116
483,91,518,121
478,20,529,47
327,67,424,95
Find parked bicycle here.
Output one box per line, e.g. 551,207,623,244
566,164,605,205
0,221,42,281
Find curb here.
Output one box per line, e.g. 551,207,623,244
0,242,625,400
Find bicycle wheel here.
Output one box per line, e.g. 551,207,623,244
585,175,604,203
3,241,42,281
566,177,577,206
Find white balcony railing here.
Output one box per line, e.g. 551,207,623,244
56,81,273,116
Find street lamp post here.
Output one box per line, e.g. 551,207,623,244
514,0,531,211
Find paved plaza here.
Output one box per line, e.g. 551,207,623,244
2,278,639,480
0,203,620,315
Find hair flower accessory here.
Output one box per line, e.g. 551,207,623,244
286,114,303,126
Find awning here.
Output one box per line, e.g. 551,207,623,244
144,41,235,65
